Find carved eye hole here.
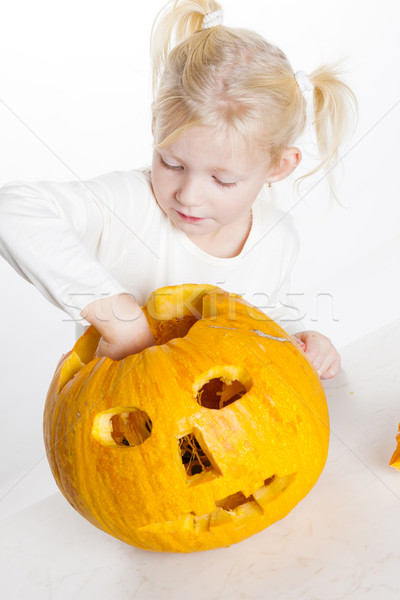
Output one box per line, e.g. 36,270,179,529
193,366,252,410
92,407,152,447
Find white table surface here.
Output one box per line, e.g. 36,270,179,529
2,319,400,600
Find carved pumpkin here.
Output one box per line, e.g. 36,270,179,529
43,284,329,553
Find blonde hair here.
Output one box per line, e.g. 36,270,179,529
150,0,357,196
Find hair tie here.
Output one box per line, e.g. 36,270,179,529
201,9,223,29
295,70,314,95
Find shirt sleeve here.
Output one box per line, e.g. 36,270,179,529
0,170,148,323
254,208,305,336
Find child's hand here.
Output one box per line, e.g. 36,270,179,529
292,331,341,380
81,293,154,361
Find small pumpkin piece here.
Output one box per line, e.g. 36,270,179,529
389,424,400,470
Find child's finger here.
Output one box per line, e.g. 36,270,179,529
292,336,306,351
302,333,322,363
319,356,341,380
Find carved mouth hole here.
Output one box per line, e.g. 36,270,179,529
179,432,215,477
139,474,297,534
110,410,152,447
216,475,276,511
196,377,247,410
215,490,248,511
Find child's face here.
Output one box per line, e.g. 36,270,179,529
151,126,272,242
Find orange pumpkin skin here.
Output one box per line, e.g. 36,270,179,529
43,284,329,553
389,425,400,469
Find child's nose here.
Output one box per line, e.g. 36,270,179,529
176,176,202,207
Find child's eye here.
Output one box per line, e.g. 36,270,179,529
160,155,237,188
214,177,237,189
160,156,182,171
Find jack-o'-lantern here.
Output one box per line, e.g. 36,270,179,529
43,284,329,553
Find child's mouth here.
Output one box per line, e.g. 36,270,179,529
176,211,204,223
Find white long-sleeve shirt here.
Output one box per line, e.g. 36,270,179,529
0,168,304,335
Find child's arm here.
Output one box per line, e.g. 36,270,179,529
0,172,150,344
293,331,341,380
81,293,154,360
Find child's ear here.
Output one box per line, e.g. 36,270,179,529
267,147,302,184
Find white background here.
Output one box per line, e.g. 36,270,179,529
0,0,399,517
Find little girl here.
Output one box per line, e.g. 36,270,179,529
0,0,356,379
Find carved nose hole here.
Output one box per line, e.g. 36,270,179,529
92,407,152,447
178,430,221,485
180,432,211,476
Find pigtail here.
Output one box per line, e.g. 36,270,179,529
150,0,222,98
301,63,358,199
